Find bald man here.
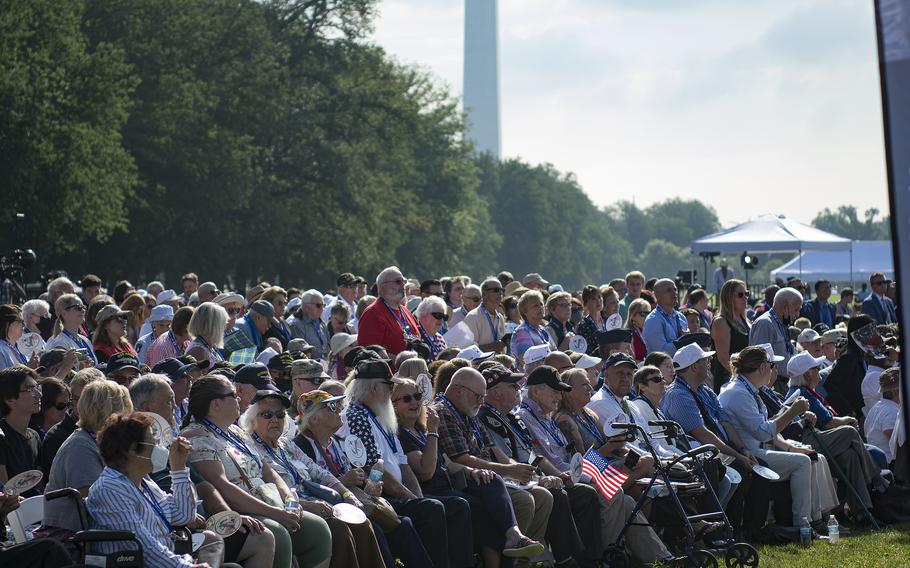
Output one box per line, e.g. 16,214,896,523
642,279,688,356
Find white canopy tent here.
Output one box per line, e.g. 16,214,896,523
771,241,894,282
691,214,853,254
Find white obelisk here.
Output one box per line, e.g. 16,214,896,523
463,0,501,159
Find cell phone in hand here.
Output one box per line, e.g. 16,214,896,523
623,448,642,470
530,455,544,468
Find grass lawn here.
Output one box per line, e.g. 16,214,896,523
755,524,910,567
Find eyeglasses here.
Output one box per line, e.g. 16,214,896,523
65,304,87,312
429,312,449,322
463,296,481,302
19,384,41,395
393,392,425,404
259,409,287,420
459,384,485,403
226,307,242,315
483,287,503,293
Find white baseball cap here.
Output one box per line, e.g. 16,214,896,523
574,353,602,370
457,345,495,362
797,329,821,344
156,289,179,304
148,305,174,323
756,343,785,363
286,297,302,312
672,343,716,370
787,351,826,378
213,292,245,306
523,344,551,365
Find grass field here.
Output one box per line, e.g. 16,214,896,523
754,524,910,567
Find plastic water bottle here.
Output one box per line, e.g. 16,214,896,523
799,516,812,546
827,515,839,544
368,459,385,482
284,488,300,513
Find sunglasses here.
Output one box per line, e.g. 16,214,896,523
644,375,663,384
393,392,425,404
430,312,449,322
872,280,886,286
226,307,242,315
65,304,87,312
259,409,287,420
53,402,70,411
735,291,747,298
322,400,342,413
296,376,324,385
638,311,650,317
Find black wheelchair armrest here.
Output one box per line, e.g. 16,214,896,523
72,530,139,543
44,487,81,502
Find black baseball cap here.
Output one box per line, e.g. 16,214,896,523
337,273,357,287
107,352,140,374
603,352,637,370
251,390,291,407
482,364,523,389
525,365,572,392
177,354,211,370
597,328,633,346
234,363,278,391
672,332,712,350
152,357,197,381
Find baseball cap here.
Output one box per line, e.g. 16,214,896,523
457,345,495,363
291,359,330,380
604,352,638,370
330,333,358,357
820,330,844,345
256,347,279,366
525,365,572,392
288,338,315,354
298,390,346,415
106,352,140,374
481,364,524,389
148,305,174,323
249,300,280,328
213,292,245,307
95,305,130,325
198,282,219,297
523,344,551,365
250,390,291,407
177,354,211,370
267,351,294,372
755,343,785,363
355,359,405,383
234,363,278,391
337,273,357,287
797,329,821,344
786,351,826,378
521,273,549,287
673,332,712,350
671,344,715,370
573,353,603,370
598,328,632,346
152,357,197,381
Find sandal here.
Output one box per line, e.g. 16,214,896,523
504,536,545,558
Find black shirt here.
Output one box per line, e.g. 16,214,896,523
0,419,42,495
38,411,78,479
398,426,452,495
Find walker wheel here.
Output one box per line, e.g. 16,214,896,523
689,549,718,568
724,543,759,568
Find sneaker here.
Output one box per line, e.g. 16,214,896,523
504,536,545,558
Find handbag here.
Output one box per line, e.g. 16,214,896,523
224,444,284,507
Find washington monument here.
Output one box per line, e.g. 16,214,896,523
463,0,501,159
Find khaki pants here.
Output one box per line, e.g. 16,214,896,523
506,486,552,542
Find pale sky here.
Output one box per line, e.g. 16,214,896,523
370,0,891,226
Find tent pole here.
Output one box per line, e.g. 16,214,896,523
850,241,855,289
799,247,803,279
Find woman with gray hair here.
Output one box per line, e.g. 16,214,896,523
18,299,49,360
414,296,448,361
185,302,228,364
242,390,386,568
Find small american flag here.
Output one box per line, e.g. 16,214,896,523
581,447,629,500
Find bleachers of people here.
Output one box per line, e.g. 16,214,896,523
0,268,908,567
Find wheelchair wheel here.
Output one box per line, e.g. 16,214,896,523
603,546,630,568
689,549,718,568
724,543,759,568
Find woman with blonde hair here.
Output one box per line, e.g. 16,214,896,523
46,294,97,366
396,357,429,381
710,279,751,392
624,298,652,361
120,293,149,345
185,302,228,364
511,290,555,369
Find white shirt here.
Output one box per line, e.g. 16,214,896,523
861,366,886,414
339,403,407,482
865,398,899,463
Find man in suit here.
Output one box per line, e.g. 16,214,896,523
800,279,836,327
861,272,897,324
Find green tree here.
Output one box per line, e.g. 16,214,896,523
637,239,691,281
0,0,137,254
812,206,890,241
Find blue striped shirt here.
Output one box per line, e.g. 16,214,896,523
87,467,197,568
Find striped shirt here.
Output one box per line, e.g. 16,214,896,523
86,467,197,568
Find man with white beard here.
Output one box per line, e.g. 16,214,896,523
339,356,455,568
357,266,421,357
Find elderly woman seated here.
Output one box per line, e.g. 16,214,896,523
413,296,448,362
87,412,227,567
241,389,385,568
865,368,902,465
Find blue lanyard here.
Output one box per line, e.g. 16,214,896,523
483,403,532,449
62,329,98,363
418,325,442,357
439,395,484,447
767,311,794,355
572,411,606,446
402,426,427,447
359,403,398,453
482,306,500,341
166,330,182,356
522,322,550,345
201,419,261,466
112,469,171,533
253,433,302,485
585,315,607,333
520,403,566,447
604,386,635,425
736,376,766,417
381,299,413,336
196,336,224,362
656,307,682,337
2,340,27,364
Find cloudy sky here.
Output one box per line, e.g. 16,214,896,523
370,0,890,226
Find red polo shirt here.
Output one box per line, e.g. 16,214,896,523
357,298,420,356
